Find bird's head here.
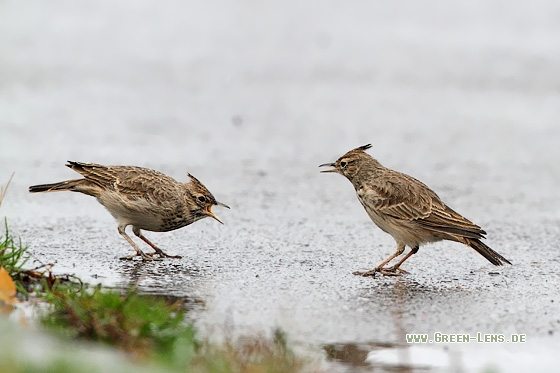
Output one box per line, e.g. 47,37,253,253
186,173,230,224
319,144,374,181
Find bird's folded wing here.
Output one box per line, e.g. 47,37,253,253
415,206,486,239
112,170,180,203
363,176,485,239
361,178,433,221
68,162,179,204
67,161,119,189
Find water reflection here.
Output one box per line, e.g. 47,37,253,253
324,279,465,372
115,260,207,312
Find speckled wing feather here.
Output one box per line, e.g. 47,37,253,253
362,172,434,220
67,161,181,205
66,161,118,189
417,205,486,239
363,171,486,239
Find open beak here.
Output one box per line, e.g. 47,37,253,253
206,205,224,224
319,162,338,173
205,201,230,224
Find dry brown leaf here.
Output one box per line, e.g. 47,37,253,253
0,267,17,303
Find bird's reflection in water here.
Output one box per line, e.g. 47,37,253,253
324,279,465,372
116,260,206,311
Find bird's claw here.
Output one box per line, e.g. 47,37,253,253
146,250,182,259
379,266,409,276
353,269,379,277
353,266,409,277
119,252,162,261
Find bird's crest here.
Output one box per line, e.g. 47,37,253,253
187,173,204,187
355,144,372,152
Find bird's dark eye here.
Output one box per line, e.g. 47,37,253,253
197,196,207,203
340,161,348,168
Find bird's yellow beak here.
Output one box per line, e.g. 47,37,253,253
319,163,338,173
205,201,229,224
206,205,223,224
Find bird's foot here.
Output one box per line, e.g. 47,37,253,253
120,251,162,261
353,266,408,277
147,248,182,259
353,268,379,277
379,266,408,276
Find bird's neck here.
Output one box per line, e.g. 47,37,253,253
349,159,385,189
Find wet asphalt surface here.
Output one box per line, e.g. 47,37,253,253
2,1,560,371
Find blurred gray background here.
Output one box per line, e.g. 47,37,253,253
1,1,560,371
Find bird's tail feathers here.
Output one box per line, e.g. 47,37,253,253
464,238,511,266
29,179,87,193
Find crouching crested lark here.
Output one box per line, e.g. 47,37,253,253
320,144,511,276
29,161,229,261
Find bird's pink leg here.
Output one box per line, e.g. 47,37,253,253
132,227,182,259
353,243,407,277
380,246,419,275
118,226,158,261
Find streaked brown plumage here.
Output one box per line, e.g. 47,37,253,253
320,144,511,276
29,161,229,261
